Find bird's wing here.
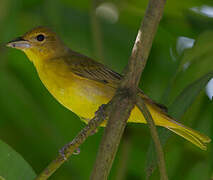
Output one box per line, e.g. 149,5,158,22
63,51,168,112
64,51,122,88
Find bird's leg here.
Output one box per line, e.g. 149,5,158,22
89,104,107,135
59,141,81,161
59,144,69,160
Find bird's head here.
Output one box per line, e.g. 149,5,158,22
7,26,68,62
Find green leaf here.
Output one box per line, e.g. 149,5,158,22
0,139,36,180
170,31,213,101
169,72,213,118
185,162,209,180
179,31,213,71
145,72,213,179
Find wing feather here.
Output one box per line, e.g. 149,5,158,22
62,50,168,113
64,51,122,86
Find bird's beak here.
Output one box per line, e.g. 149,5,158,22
6,37,31,50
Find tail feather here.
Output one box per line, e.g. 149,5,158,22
166,120,211,150
129,93,211,150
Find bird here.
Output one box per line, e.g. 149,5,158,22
6,26,211,150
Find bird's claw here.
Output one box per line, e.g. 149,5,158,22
73,147,81,155
59,144,69,160
59,143,81,160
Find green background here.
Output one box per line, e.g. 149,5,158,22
0,0,213,179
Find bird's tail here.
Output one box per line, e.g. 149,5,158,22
134,92,211,150
165,118,211,150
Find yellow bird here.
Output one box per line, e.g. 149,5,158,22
7,27,211,150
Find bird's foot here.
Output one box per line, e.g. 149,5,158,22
59,142,80,160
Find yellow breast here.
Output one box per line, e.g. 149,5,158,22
34,58,115,120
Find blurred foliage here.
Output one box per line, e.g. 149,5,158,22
0,139,36,180
146,72,213,178
0,0,213,179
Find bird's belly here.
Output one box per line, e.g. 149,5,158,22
63,80,115,120
38,69,115,120
37,63,147,125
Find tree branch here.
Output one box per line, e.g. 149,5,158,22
34,106,108,180
115,128,132,180
35,0,167,179
90,89,136,180
136,97,168,180
91,0,167,179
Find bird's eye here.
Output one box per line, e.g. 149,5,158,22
36,34,45,42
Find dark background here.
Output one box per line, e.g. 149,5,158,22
0,0,213,179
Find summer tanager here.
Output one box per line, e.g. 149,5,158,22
7,27,211,150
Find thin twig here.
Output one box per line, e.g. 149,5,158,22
91,0,167,179
137,97,168,180
90,0,105,61
35,0,167,179
35,105,108,180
